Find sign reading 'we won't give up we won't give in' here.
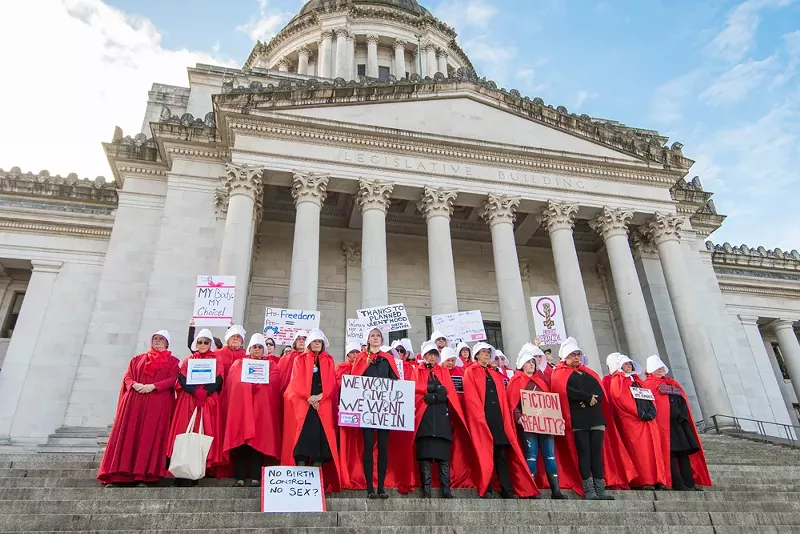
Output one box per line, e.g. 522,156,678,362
261,466,325,513
338,375,415,432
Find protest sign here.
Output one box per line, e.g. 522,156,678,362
261,466,325,513
346,318,366,346
192,275,235,327
241,358,269,384
451,375,463,394
186,358,216,385
338,376,415,431
431,310,486,343
520,390,566,436
356,304,411,333
263,308,320,345
630,387,656,401
531,295,568,346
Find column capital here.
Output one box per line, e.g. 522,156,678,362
277,58,290,70
366,34,380,45
422,42,437,52
357,179,393,213
320,30,334,40
646,212,685,245
342,241,362,266
519,259,531,279
480,193,520,226
770,318,798,332
589,206,633,240
394,39,407,50
629,227,657,258
540,200,578,233
334,27,349,38
297,46,310,58
214,187,229,219
417,186,457,219
737,313,761,325
291,171,329,207
437,48,449,59
30,260,63,273
223,163,264,200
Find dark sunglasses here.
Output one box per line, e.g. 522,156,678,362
196,340,210,346
266,342,275,346
396,347,406,353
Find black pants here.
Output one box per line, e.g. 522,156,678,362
231,445,264,481
573,429,605,480
491,444,514,494
671,452,696,489
363,429,389,492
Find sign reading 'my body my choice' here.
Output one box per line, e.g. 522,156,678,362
263,308,320,346
356,304,411,333
192,276,235,327
338,376,415,431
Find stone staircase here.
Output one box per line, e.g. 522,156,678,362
1,433,800,533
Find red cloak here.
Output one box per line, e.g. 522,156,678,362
166,353,225,471
216,346,245,379
610,372,667,487
642,374,712,487
335,360,353,388
278,349,303,391
281,349,341,493
338,351,415,493
447,365,464,377
223,355,282,462
97,350,179,484
600,374,637,489
550,362,638,495
462,364,539,497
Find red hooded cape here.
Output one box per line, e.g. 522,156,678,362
462,364,539,497
335,360,353,388
600,374,638,489
166,353,225,470
223,355,282,462
642,374,712,488
278,349,304,391
338,351,415,493
550,363,638,495
98,350,179,484
215,346,245,379
281,349,341,493
609,372,667,487
413,363,480,489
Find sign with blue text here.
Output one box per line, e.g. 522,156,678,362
186,358,216,385
261,466,325,513
263,307,320,346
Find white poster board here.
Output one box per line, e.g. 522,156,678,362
192,275,235,327
345,318,366,346
531,295,568,346
432,310,487,343
356,304,411,333
263,308,320,346
261,466,325,513
241,358,270,384
186,358,216,385
338,376,415,431
630,387,656,401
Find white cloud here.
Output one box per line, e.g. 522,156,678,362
574,90,598,110
236,0,288,42
705,0,794,62
0,0,235,178
434,0,498,30
461,37,517,83
648,70,704,124
700,56,779,105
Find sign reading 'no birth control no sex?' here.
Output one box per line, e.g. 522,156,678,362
261,466,325,513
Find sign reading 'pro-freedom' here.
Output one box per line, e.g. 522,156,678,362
263,308,320,345
338,376,415,431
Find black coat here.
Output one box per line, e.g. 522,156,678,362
483,368,509,446
417,372,453,442
566,370,605,430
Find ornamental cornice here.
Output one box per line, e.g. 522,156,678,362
291,171,329,206
357,178,393,213
716,281,800,299
589,206,633,240
0,167,118,206
480,193,520,227
707,241,800,274
417,186,457,219
0,218,112,239
540,200,578,233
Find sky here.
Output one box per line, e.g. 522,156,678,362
0,0,798,249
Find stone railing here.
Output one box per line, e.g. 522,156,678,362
0,167,118,205
707,241,800,272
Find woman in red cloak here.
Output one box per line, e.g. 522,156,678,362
335,341,361,387
216,325,246,378
98,330,179,486
643,355,711,491
225,334,282,487
550,337,616,500
440,347,464,378
610,355,667,490
167,328,224,485
598,353,638,490
455,342,473,368
277,330,308,391
281,329,341,493
462,342,538,499
391,338,417,381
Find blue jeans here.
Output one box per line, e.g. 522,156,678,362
523,432,557,476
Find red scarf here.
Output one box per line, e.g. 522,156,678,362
141,348,172,382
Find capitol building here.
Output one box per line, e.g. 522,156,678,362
0,0,799,448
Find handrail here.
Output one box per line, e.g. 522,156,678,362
705,414,800,449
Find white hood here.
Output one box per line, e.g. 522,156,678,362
455,342,471,358
345,341,362,355
420,340,440,359
151,330,171,349
225,325,246,343
305,328,329,352
291,330,308,350
191,328,215,352
472,342,497,362
246,333,267,355
516,343,547,372
440,346,463,366
558,337,587,366
646,355,670,374
616,355,643,377
430,330,448,344
606,352,623,374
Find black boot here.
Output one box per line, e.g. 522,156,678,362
547,473,566,500
593,478,615,500
438,461,452,498
582,478,599,500
419,461,432,498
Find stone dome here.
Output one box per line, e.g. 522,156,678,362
296,0,430,18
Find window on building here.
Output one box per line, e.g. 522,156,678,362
378,66,391,81
2,292,24,338
425,317,504,352
772,342,791,380
357,64,366,77
388,330,407,344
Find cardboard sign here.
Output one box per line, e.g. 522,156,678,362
186,358,217,385
338,376,415,431
520,390,566,436
431,310,487,343
630,387,656,401
263,308,320,345
346,318,366,346
192,275,235,327
261,466,325,513
531,295,568,346
241,358,269,384
356,304,411,333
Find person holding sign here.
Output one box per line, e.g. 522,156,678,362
187,320,222,352
455,342,472,368
643,356,711,492
277,330,308,391
550,338,615,500
462,342,538,499
166,328,224,485
98,331,179,486
224,334,282,487
391,338,416,380
609,356,667,490
216,325,246,378
507,343,566,500
336,341,361,387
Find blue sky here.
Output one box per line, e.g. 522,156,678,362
1,0,798,248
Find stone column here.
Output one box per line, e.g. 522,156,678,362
298,46,310,76
425,45,437,77
541,200,601,370
771,319,800,402
277,58,289,72
218,163,264,323
347,34,355,80
418,186,459,316
394,40,407,78
366,35,379,79
334,28,349,79
358,179,393,308
645,213,732,419
437,49,448,75
288,172,329,311
343,242,362,318
481,194,531,355
590,207,659,363
319,31,333,78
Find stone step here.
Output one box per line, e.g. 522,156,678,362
0,528,723,534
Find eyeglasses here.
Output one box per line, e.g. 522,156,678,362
196,340,210,346
266,342,275,346
396,347,406,353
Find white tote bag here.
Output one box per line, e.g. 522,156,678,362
169,407,213,480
